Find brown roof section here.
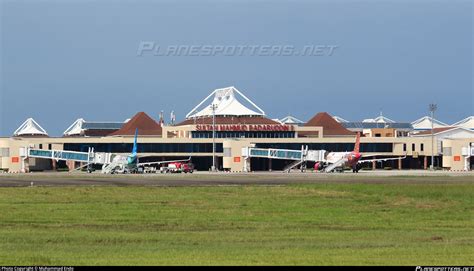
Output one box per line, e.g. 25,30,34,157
176,116,280,126
13,134,49,138
110,112,162,136
63,129,120,137
414,127,455,136
84,129,119,137
304,112,354,136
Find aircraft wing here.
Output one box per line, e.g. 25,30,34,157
137,157,191,167
357,156,406,164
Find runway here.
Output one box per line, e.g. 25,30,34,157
0,171,472,187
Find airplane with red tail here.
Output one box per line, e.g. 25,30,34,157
316,132,405,173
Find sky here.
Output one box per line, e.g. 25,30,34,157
0,0,472,136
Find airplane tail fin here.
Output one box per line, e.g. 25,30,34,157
354,132,360,153
132,128,138,156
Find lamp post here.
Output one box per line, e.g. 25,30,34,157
211,103,218,172
429,103,437,170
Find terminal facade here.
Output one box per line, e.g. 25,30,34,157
1,86,473,172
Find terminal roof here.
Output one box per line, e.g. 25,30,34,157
177,116,279,126
342,122,413,130
411,116,449,130
110,112,162,136
63,118,124,136
280,116,304,125
304,112,354,136
452,116,474,130
186,86,265,118
13,118,48,137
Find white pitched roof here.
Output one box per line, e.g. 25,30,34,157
13,118,48,136
362,114,395,123
412,126,474,138
186,86,265,118
63,118,125,136
63,118,85,136
452,116,474,130
272,118,283,124
411,116,448,130
374,115,395,123
332,116,349,123
280,115,304,124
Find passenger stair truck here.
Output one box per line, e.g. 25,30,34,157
101,159,125,174
324,157,348,173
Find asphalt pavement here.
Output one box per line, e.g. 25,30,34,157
0,170,472,187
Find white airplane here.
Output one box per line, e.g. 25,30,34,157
317,133,406,173
98,128,191,174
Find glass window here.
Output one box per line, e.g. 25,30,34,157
64,143,223,153
0,148,10,157
223,148,232,157
255,143,393,153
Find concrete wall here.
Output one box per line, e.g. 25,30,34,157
222,140,249,171
442,138,474,170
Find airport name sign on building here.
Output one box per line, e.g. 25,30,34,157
196,124,294,132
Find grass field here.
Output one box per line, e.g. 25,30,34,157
0,182,473,265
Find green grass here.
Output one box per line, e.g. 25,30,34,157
0,183,473,265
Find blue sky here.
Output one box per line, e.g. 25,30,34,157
1,0,472,136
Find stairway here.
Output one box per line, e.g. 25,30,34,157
101,161,123,174
324,157,347,173
284,160,304,173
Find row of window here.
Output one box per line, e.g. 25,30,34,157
63,142,394,154
37,144,52,150
403,143,424,152
64,143,224,153
192,131,296,139
255,143,393,153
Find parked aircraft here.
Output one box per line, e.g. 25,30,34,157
317,133,405,173
100,129,191,174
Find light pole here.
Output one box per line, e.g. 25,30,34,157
211,103,217,172
429,103,437,170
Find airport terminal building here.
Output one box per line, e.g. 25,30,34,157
1,86,473,172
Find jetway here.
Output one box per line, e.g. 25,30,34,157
19,147,115,172
241,146,326,172
461,144,474,171
26,148,93,163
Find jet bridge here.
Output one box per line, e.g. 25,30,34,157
461,144,474,171
26,148,93,163
19,147,114,172
241,146,326,172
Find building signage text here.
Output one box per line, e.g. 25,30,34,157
196,124,294,132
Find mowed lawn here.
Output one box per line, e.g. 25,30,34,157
0,183,472,265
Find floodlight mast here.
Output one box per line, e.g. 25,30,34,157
429,103,437,170
211,103,218,172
